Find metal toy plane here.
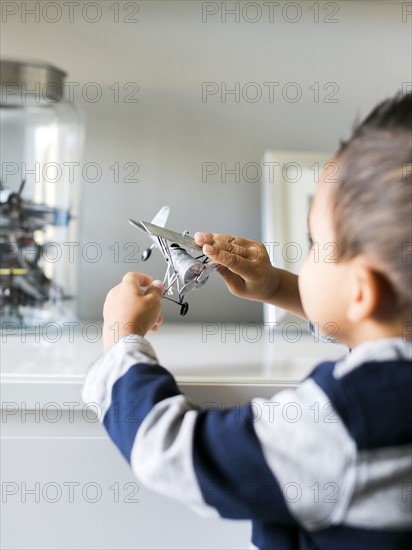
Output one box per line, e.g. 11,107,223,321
0,179,67,322
129,206,216,316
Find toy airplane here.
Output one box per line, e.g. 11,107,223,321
129,206,217,316
0,179,67,322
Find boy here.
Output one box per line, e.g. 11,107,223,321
83,92,411,549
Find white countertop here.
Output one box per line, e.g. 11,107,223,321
1,322,348,406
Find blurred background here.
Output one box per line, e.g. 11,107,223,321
2,0,411,322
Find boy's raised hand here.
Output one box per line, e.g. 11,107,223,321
194,232,280,303
102,272,164,352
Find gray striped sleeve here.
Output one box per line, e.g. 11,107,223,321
82,335,159,418
342,445,412,530
252,378,357,531
130,395,219,518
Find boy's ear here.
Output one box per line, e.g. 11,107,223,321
346,257,392,323
346,257,378,323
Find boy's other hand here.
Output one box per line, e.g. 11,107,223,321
102,272,164,352
194,232,280,303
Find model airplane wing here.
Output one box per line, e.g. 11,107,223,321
151,205,169,228
129,219,203,252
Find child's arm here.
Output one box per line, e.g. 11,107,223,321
194,232,307,320
83,273,352,529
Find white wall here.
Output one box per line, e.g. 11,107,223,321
2,0,410,321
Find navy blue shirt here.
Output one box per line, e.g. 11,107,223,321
83,337,412,549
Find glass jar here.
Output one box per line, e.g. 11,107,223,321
0,59,85,327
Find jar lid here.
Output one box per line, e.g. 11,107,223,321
0,59,67,103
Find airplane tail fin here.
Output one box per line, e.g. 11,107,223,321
151,206,169,228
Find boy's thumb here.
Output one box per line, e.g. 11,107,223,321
145,280,164,297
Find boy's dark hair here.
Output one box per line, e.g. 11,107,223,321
333,92,412,319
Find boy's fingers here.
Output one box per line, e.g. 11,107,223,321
148,313,164,333
195,232,255,250
144,280,164,298
203,244,250,274
210,240,261,261
194,232,212,245
122,272,154,288
196,234,263,262
214,233,259,250
215,264,245,293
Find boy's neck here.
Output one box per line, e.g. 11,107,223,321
346,318,410,349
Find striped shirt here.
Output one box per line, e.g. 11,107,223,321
82,337,412,549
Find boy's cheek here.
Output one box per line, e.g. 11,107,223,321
299,259,327,318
